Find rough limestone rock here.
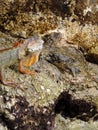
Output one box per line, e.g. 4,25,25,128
0,0,98,130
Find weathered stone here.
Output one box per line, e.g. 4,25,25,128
0,0,98,130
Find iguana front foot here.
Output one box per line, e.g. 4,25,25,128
19,65,36,75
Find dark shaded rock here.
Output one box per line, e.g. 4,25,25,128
45,45,87,77
55,91,98,121
1,96,55,130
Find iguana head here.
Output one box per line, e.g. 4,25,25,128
18,35,44,59
26,35,44,52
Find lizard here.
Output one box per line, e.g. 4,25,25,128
0,35,44,86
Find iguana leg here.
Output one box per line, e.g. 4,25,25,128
19,52,40,75
0,68,4,84
0,68,18,86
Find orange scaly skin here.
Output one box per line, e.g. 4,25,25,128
0,35,44,86
19,51,41,75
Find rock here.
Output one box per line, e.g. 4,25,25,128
87,44,98,64
0,31,98,130
0,0,98,130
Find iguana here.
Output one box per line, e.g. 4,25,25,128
0,35,44,86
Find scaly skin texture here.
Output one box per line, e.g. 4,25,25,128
0,35,44,86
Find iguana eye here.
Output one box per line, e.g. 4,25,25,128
26,45,34,55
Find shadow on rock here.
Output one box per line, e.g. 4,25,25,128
55,91,98,121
